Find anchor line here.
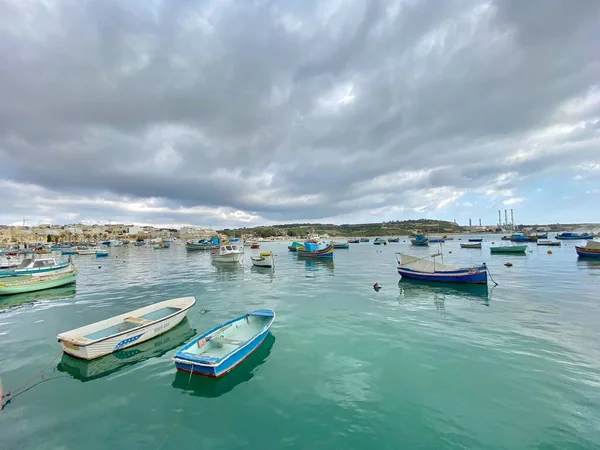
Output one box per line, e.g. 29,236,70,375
485,264,499,286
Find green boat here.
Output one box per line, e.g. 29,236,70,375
490,245,527,254
0,269,77,295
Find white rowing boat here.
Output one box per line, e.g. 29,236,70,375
57,296,196,360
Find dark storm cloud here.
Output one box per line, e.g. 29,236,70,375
0,0,599,226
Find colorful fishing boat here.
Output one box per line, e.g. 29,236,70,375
96,250,109,257
556,232,594,240
510,233,537,242
296,243,334,259
0,257,74,278
0,268,77,296
490,245,527,253
251,251,275,268
288,241,304,252
575,240,600,258
172,309,275,378
331,241,349,249
185,237,220,251
57,296,197,360
460,243,481,249
411,235,429,246
396,252,487,284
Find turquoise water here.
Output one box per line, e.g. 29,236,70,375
1,238,599,449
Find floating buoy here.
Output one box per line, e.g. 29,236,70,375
449,251,452,254
492,241,495,244
98,266,101,269
547,250,552,254
373,283,381,291
505,262,513,267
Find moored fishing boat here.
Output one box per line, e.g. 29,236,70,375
185,237,220,251
57,296,197,360
429,238,445,243
172,309,275,378
0,268,77,296
460,243,481,249
96,250,109,257
0,257,74,278
411,235,429,246
296,242,334,259
212,242,244,263
373,237,387,245
348,239,360,244
468,238,483,242
396,252,487,284
331,241,349,249
360,238,370,242
510,233,537,242
556,232,594,240
251,251,275,268
490,245,527,254
387,237,400,243
76,246,101,255
288,241,304,252
250,242,260,249
537,240,561,246
575,240,600,258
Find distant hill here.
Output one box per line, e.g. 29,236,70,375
219,219,464,238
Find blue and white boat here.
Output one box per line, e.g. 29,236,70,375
0,257,74,278
172,309,275,378
396,252,487,284
556,232,594,240
411,235,429,246
373,238,387,245
96,250,109,257
185,236,221,251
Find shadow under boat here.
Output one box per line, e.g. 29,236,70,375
398,278,490,306
57,319,196,382
171,332,276,398
250,264,275,278
0,284,77,313
303,259,334,275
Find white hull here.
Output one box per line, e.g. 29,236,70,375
57,297,196,360
212,252,244,263
251,255,274,267
77,248,100,255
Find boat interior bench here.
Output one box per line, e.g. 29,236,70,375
209,337,245,346
124,316,152,325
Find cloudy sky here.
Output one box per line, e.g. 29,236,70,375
1,0,599,229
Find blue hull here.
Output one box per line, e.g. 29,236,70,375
397,265,488,284
333,245,349,249
576,248,600,258
557,234,593,240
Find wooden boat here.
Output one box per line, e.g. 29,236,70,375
490,245,527,253
57,296,196,360
468,238,483,242
411,235,429,246
296,243,334,259
359,238,370,242
0,268,77,296
510,233,537,242
575,240,600,258
212,242,244,263
0,257,74,278
556,232,594,240
387,237,400,243
287,241,304,252
348,239,360,244
251,251,275,268
331,241,349,249
250,242,260,249
537,240,561,246
460,243,481,249
373,238,387,245
172,309,275,378
185,237,220,251
396,252,487,284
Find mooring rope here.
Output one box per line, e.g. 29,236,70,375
486,264,499,286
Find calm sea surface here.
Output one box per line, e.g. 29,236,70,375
1,237,599,449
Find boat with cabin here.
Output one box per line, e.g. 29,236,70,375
556,232,594,240
185,237,221,251
212,241,244,263
396,252,488,284
411,235,429,246
251,251,275,268
0,257,75,278
57,296,197,360
172,309,275,378
575,240,600,258
373,238,387,245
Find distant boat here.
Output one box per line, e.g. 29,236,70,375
501,235,512,241
96,250,109,257
172,309,275,378
490,245,527,254
411,235,429,246
0,257,74,278
0,268,77,296
536,232,548,239
61,249,79,255
212,242,244,263
510,233,537,242
428,238,445,243
396,252,487,284
468,238,483,242
77,246,102,255
348,239,360,244
387,237,400,243
250,242,260,249
556,232,594,240
360,238,370,242
296,243,334,259
288,241,304,252
57,296,196,360
186,237,220,251
575,240,600,258
460,243,481,249
373,238,387,245
331,241,349,249
251,251,275,268
537,240,561,246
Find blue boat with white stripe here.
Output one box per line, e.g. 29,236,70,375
172,309,275,378
396,252,488,284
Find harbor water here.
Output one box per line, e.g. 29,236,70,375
1,238,599,449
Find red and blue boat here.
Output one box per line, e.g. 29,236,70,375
296,242,334,259
396,252,488,284
575,240,600,258
172,309,275,378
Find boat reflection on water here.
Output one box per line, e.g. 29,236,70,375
577,259,600,270
303,259,334,276
171,333,276,398
250,264,275,282
398,278,490,308
0,284,77,313
57,319,196,382
211,261,244,281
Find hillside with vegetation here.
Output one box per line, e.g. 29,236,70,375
219,219,464,239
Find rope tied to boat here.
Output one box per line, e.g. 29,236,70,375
198,309,209,315
485,264,499,286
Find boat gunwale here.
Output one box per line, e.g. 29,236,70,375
173,309,275,368
57,296,197,348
